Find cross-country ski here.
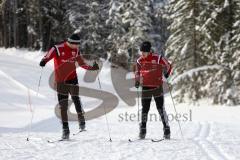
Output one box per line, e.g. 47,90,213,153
73,129,87,136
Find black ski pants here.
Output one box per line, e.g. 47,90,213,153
57,78,85,129
141,86,169,129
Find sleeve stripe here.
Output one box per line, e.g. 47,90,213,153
162,57,168,64
45,47,55,58
162,57,171,72
55,45,61,57
158,55,161,64
137,57,141,66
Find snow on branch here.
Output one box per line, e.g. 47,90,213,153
170,65,222,84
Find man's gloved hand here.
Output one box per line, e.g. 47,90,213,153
92,61,99,70
135,81,140,88
163,69,169,79
164,73,169,79
39,59,46,67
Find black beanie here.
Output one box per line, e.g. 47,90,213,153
67,34,81,44
140,41,151,52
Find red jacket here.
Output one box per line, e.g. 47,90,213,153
135,53,172,87
42,42,94,82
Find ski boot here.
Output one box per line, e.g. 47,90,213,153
139,123,146,139
62,128,70,140
78,113,86,131
163,126,171,139
79,121,86,130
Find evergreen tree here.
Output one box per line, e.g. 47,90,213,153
229,0,240,104
166,0,240,105
25,0,41,49
107,0,154,67
152,0,169,54
39,0,73,51
0,0,4,46
232,0,240,88
207,0,239,105
67,0,110,58
1,0,15,48
0,0,238,105
166,0,206,102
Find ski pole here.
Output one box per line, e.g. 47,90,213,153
137,88,140,122
26,88,33,141
96,66,112,142
166,79,184,140
37,67,44,96
26,67,43,141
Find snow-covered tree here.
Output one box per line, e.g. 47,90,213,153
207,0,240,105
229,0,240,104
67,0,110,58
107,0,157,67
152,0,169,54
106,0,168,68
167,0,240,105
0,0,73,50
39,0,73,50
166,0,209,102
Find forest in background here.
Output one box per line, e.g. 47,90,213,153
0,0,239,105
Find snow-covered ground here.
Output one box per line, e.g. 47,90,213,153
0,48,240,160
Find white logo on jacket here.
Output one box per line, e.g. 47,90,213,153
72,52,76,56
152,60,157,64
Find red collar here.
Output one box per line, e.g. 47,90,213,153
142,52,153,60
64,42,77,52
64,42,70,49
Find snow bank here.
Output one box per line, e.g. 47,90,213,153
0,48,44,62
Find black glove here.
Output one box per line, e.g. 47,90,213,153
39,59,46,67
164,73,169,79
135,81,140,88
163,69,169,79
92,61,99,70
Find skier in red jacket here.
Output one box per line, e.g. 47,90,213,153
39,34,99,139
135,41,172,139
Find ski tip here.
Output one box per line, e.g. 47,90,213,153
151,138,164,142
72,129,87,136
47,139,70,143
47,140,53,143
47,139,58,143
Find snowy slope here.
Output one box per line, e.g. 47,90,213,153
0,48,240,160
